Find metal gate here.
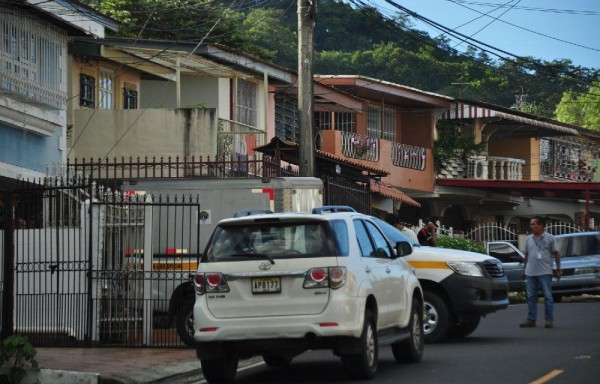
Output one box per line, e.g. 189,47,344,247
322,176,371,215
1,178,202,347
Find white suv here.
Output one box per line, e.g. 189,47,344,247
193,208,424,382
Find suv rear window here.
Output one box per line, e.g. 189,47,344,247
204,221,341,262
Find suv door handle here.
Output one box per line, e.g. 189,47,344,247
365,266,371,273
385,266,391,273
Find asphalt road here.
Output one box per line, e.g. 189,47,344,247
211,297,600,384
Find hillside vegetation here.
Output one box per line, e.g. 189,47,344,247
85,0,599,125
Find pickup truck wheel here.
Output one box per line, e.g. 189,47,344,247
342,309,378,379
448,316,481,338
262,353,293,367
423,291,452,343
200,351,239,383
176,299,195,347
392,300,424,363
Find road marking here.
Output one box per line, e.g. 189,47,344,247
530,370,564,384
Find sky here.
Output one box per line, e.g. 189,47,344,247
369,0,600,70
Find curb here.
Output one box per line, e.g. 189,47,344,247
99,356,264,384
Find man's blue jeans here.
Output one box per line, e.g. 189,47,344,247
525,274,554,321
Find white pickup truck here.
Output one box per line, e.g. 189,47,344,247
374,218,510,342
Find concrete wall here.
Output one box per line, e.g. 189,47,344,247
140,76,219,109
69,108,217,159
0,123,62,175
489,137,540,181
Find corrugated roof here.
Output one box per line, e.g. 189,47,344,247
370,180,420,207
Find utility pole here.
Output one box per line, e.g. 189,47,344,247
298,0,315,176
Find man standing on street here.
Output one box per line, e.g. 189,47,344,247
520,216,561,329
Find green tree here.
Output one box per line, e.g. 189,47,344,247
555,80,600,130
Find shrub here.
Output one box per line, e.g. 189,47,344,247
0,335,39,384
437,236,486,254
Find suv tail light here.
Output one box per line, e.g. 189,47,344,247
303,267,347,289
194,272,230,295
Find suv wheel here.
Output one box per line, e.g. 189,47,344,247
423,291,452,343
342,309,378,379
200,351,239,383
176,299,195,347
392,300,424,363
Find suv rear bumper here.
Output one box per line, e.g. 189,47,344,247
193,294,366,343
441,274,509,315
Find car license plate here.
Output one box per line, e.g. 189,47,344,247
251,276,281,294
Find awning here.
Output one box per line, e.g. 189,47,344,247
441,101,578,137
100,46,251,81
254,137,389,178
370,180,421,207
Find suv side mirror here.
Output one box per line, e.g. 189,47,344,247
395,241,413,257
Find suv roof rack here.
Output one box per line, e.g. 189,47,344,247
232,209,274,218
312,206,357,214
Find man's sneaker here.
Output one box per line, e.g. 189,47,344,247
519,319,536,328
545,320,553,328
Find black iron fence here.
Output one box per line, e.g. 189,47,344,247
1,177,201,347
322,176,371,215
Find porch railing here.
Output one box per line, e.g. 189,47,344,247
340,132,379,161
65,155,280,181
438,154,525,180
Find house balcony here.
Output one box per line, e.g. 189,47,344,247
318,129,435,192
69,108,266,162
437,153,526,180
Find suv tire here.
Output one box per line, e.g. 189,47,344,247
342,309,378,379
423,291,452,343
392,300,424,363
176,299,195,347
200,351,239,383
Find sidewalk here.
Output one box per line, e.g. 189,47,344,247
34,347,263,384
35,347,202,384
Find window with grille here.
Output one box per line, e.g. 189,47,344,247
80,73,95,108
367,105,395,141
315,112,355,133
236,79,258,127
98,69,114,109
367,105,381,138
123,86,138,109
0,6,68,108
275,92,299,142
540,138,597,181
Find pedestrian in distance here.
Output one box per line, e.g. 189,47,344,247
520,216,561,329
417,218,437,246
384,213,419,243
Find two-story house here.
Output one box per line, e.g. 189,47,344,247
67,38,420,213
0,0,116,189
431,99,600,233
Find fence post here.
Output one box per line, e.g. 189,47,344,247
1,190,14,339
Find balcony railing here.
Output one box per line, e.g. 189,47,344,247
217,119,267,159
438,154,525,180
340,132,379,161
391,142,426,171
